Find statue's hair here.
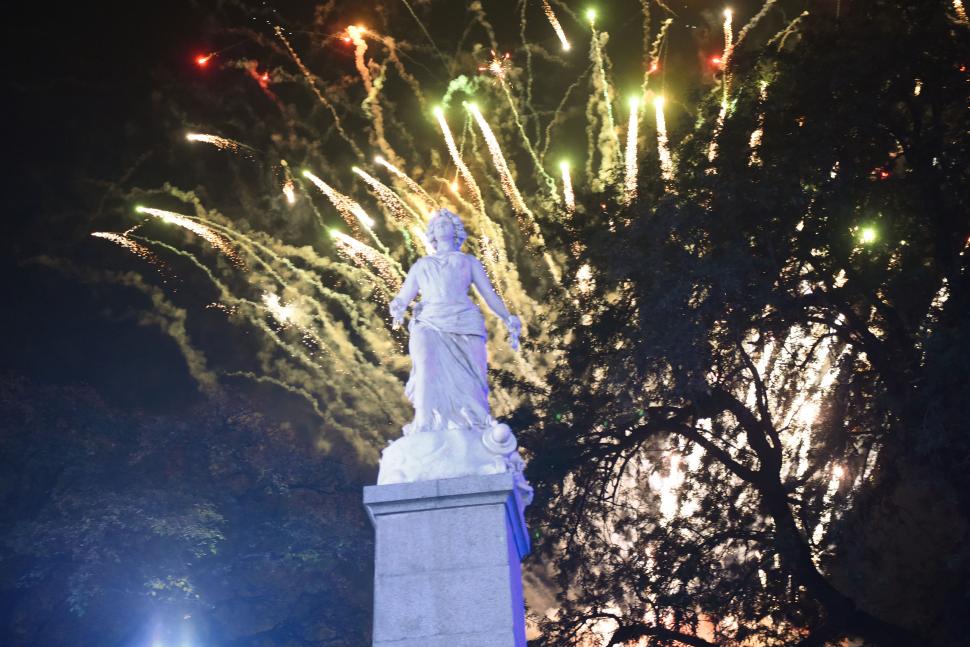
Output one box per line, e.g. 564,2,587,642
425,208,468,251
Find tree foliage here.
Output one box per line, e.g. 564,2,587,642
0,375,373,646
521,2,969,645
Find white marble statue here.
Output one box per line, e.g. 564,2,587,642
378,208,532,503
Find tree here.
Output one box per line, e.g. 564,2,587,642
0,374,374,646
522,2,970,645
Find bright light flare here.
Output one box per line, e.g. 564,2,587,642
585,8,597,24
195,54,212,67
282,179,296,205
860,227,877,244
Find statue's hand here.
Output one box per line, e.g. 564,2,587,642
390,298,407,330
506,315,522,351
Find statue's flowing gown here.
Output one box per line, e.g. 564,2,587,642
379,248,532,502
396,251,490,434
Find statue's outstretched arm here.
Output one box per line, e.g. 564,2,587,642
470,257,521,350
390,265,419,328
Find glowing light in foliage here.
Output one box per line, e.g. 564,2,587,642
860,227,877,244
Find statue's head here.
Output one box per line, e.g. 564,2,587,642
426,208,467,251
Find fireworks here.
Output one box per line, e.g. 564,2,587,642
302,169,377,236
467,103,533,222
91,232,168,275
352,165,422,229
282,179,296,205
433,106,486,216
721,8,735,102
330,230,403,292
99,4,865,604
560,161,575,214
541,0,571,51
185,132,251,154
134,206,244,268
623,96,640,203
654,95,674,182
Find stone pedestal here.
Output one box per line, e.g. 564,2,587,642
363,473,531,647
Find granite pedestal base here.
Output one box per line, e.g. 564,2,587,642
363,473,531,647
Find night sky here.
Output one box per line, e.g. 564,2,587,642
5,2,215,411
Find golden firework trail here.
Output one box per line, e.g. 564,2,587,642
91,232,168,274
330,230,403,293
560,161,575,214
540,0,571,51
654,96,674,182
374,155,437,217
352,165,422,229
623,96,641,204
302,169,381,246
721,8,735,103
433,106,486,216
134,206,245,268
185,132,254,155
466,103,535,224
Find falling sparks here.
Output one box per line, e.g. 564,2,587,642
353,165,421,228
330,230,403,293
134,206,245,268
282,178,296,205
540,0,571,51
467,103,534,223
560,161,575,214
302,169,376,236
433,106,486,215
374,155,436,217
654,95,674,182
91,232,169,274
623,96,640,203
185,132,252,154
721,8,735,102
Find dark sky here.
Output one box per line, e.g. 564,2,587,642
3,3,216,411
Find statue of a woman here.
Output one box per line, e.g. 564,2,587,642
379,208,531,501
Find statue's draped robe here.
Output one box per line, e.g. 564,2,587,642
397,251,490,434
379,249,532,502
